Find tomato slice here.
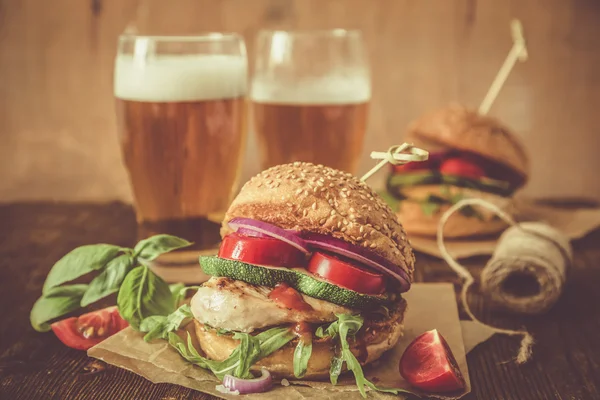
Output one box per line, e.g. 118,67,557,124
439,157,485,180
51,306,128,350
307,252,385,294
218,232,306,268
399,329,466,393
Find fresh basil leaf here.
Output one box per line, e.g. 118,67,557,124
80,254,133,307
293,336,313,378
255,326,295,359
133,235,192,261
43,244,123,294
143,304,193,342
117,265,174,330
216,328,231,337
30,284,88,332
329,353,343,385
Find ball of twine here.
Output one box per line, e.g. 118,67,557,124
437,198,573,364
482,222,571,315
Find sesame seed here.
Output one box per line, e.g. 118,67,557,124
330,210,336,216
320,187,326,192
343,219,348,225
364,240,370,247
313,187,319,193
359,226,364,233
370,243,377,249
319,218,327,225
312,202,317,210
349,207,355,213
383,223,389,230
295,188,303,195
337,221,342,229
360,195,366,200
303,209,308,217
341,192,348,198
319,177,324,182
304,190,309,196
368,206,372,211
341,227,347,232
374,226,381,231
382,214,387,219
329,183,335,188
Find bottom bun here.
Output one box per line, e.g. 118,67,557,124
396,185,512,238
194,298,406,380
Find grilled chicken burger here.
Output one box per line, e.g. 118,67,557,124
191,162,414,389
386,104,529,238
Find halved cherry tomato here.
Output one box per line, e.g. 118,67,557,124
51,306,128,350
218,232,306,268
307,252,385,294
399,329,466,393
439,157,485,180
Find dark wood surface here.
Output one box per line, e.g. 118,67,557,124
1,202,599,400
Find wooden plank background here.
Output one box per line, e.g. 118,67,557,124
1,0,599,203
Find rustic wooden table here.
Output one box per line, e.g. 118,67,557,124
1,203,599,400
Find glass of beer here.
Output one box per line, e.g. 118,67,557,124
251,29,371,173
114,34,247,279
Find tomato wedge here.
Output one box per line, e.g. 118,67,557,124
399,329,466,393
51,306,128,350
219,232,306,268
307,252,385,294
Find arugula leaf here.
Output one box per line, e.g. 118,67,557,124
293,336,313,378
170,284,200,309
139,315,166,333
117,265,174,330
30,284,88,332
323,314,418,398
329,352,343,385
255,326,295,358
168,326,294,380
80,254,133,307
142,304,193,342
133,235,192,261
315,326,326,339
43,244,123,294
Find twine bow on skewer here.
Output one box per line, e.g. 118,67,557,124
361,143,429,182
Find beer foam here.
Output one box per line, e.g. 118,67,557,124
250,77,370,105
114,54,247,102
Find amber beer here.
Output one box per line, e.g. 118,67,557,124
114,54,247,253
251,82,370,173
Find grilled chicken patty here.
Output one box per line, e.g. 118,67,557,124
190,277,354,332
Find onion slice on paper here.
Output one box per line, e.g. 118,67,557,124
228,218,310,254
222,368,273,394
301,232,411,292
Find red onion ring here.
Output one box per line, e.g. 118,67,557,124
227,218,310,254
222,368,272,394
301,232,411,292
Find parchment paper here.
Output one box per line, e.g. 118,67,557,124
410,199,600,259
89,283,496,399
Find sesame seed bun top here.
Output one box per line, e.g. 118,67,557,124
406,104,529,187
223,162,416,282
